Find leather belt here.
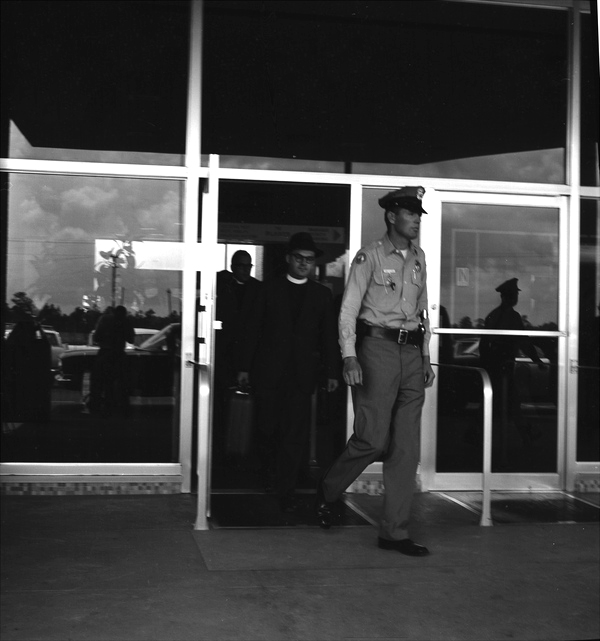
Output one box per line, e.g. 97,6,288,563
360,323,422,346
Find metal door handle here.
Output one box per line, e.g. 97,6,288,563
186,359,203,368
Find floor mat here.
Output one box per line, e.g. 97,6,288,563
208,492,373,528
439,491,600,524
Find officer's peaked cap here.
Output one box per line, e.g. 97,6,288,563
378,186,428,214
495,278,520,295
287,232,323,257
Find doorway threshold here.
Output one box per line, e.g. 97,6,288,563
435,491,600,525
208,491,372,529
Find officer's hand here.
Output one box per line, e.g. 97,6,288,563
326,378,339,393
343,357,363,387
423,356,436,389
237,371,250,388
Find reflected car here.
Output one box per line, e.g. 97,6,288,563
57,323,181,401
4,324,66,374
90,327,159,348
66,327,160,352
442,336,554,410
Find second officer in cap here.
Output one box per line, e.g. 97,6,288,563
316,186,435,556
479,277,545,449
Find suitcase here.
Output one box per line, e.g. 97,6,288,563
224,387,255,461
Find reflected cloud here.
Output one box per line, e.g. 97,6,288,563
16,196,59,238
7,174,184,315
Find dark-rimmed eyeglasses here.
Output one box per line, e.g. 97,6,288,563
291,253,316,264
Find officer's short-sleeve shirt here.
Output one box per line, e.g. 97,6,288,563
339,234,430,358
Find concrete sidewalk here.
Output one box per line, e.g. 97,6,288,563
1,492,599,641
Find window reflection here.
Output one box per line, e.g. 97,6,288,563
437,203,560,473
2,174,184,463
441,204,559,329
436,334,558,473
6,175,184,314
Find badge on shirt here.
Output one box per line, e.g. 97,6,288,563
355,252,367,264
414,260,422,273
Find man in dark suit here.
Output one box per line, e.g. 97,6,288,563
238,233,339,512
216,250,262,388
214,251,262,462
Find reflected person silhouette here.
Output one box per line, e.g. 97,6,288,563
3,312,52,423
479,278,545,456
214,250,262,466
89,305,135,417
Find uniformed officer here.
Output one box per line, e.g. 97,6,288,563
315,186,435,557
479,277,545,452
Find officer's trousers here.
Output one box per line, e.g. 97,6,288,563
322,336,425,541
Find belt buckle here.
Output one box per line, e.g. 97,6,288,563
397,329,408,345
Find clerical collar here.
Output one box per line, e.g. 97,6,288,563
287,274,308,285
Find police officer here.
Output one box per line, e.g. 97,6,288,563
479,277,545,451
315,186,435,557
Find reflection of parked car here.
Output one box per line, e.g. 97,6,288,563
443,336,553,409
90,327,159,348
57,323,180,402
4,324,65,374
67,327,160,352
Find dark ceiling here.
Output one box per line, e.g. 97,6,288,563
1,1,591,166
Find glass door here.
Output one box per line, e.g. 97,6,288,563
420,192,567,491
2,173,186,472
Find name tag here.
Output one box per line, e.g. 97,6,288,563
383,269,396,274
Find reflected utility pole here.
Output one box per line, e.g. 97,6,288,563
110,249,124,307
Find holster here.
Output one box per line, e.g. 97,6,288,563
417,323,426,351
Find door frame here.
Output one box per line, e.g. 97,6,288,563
419,190,569,492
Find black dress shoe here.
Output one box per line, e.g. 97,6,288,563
377,538,430,557
315,480,334,529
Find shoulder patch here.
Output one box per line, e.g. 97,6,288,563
355,252,367,264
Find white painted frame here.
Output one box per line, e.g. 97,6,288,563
420,191,569,492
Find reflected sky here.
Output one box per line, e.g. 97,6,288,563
7,173,184,315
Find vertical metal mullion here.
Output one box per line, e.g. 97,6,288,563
180,0,203,495
565,3,582,491
344,184,363,448
195,153,220,529
558,195,572,487
419,189,442,492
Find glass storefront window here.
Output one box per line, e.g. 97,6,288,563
440,204,559,329
203,1,568,183
437,203,560,473
1,174,184,463
1,1,189,164
577,198,600,461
